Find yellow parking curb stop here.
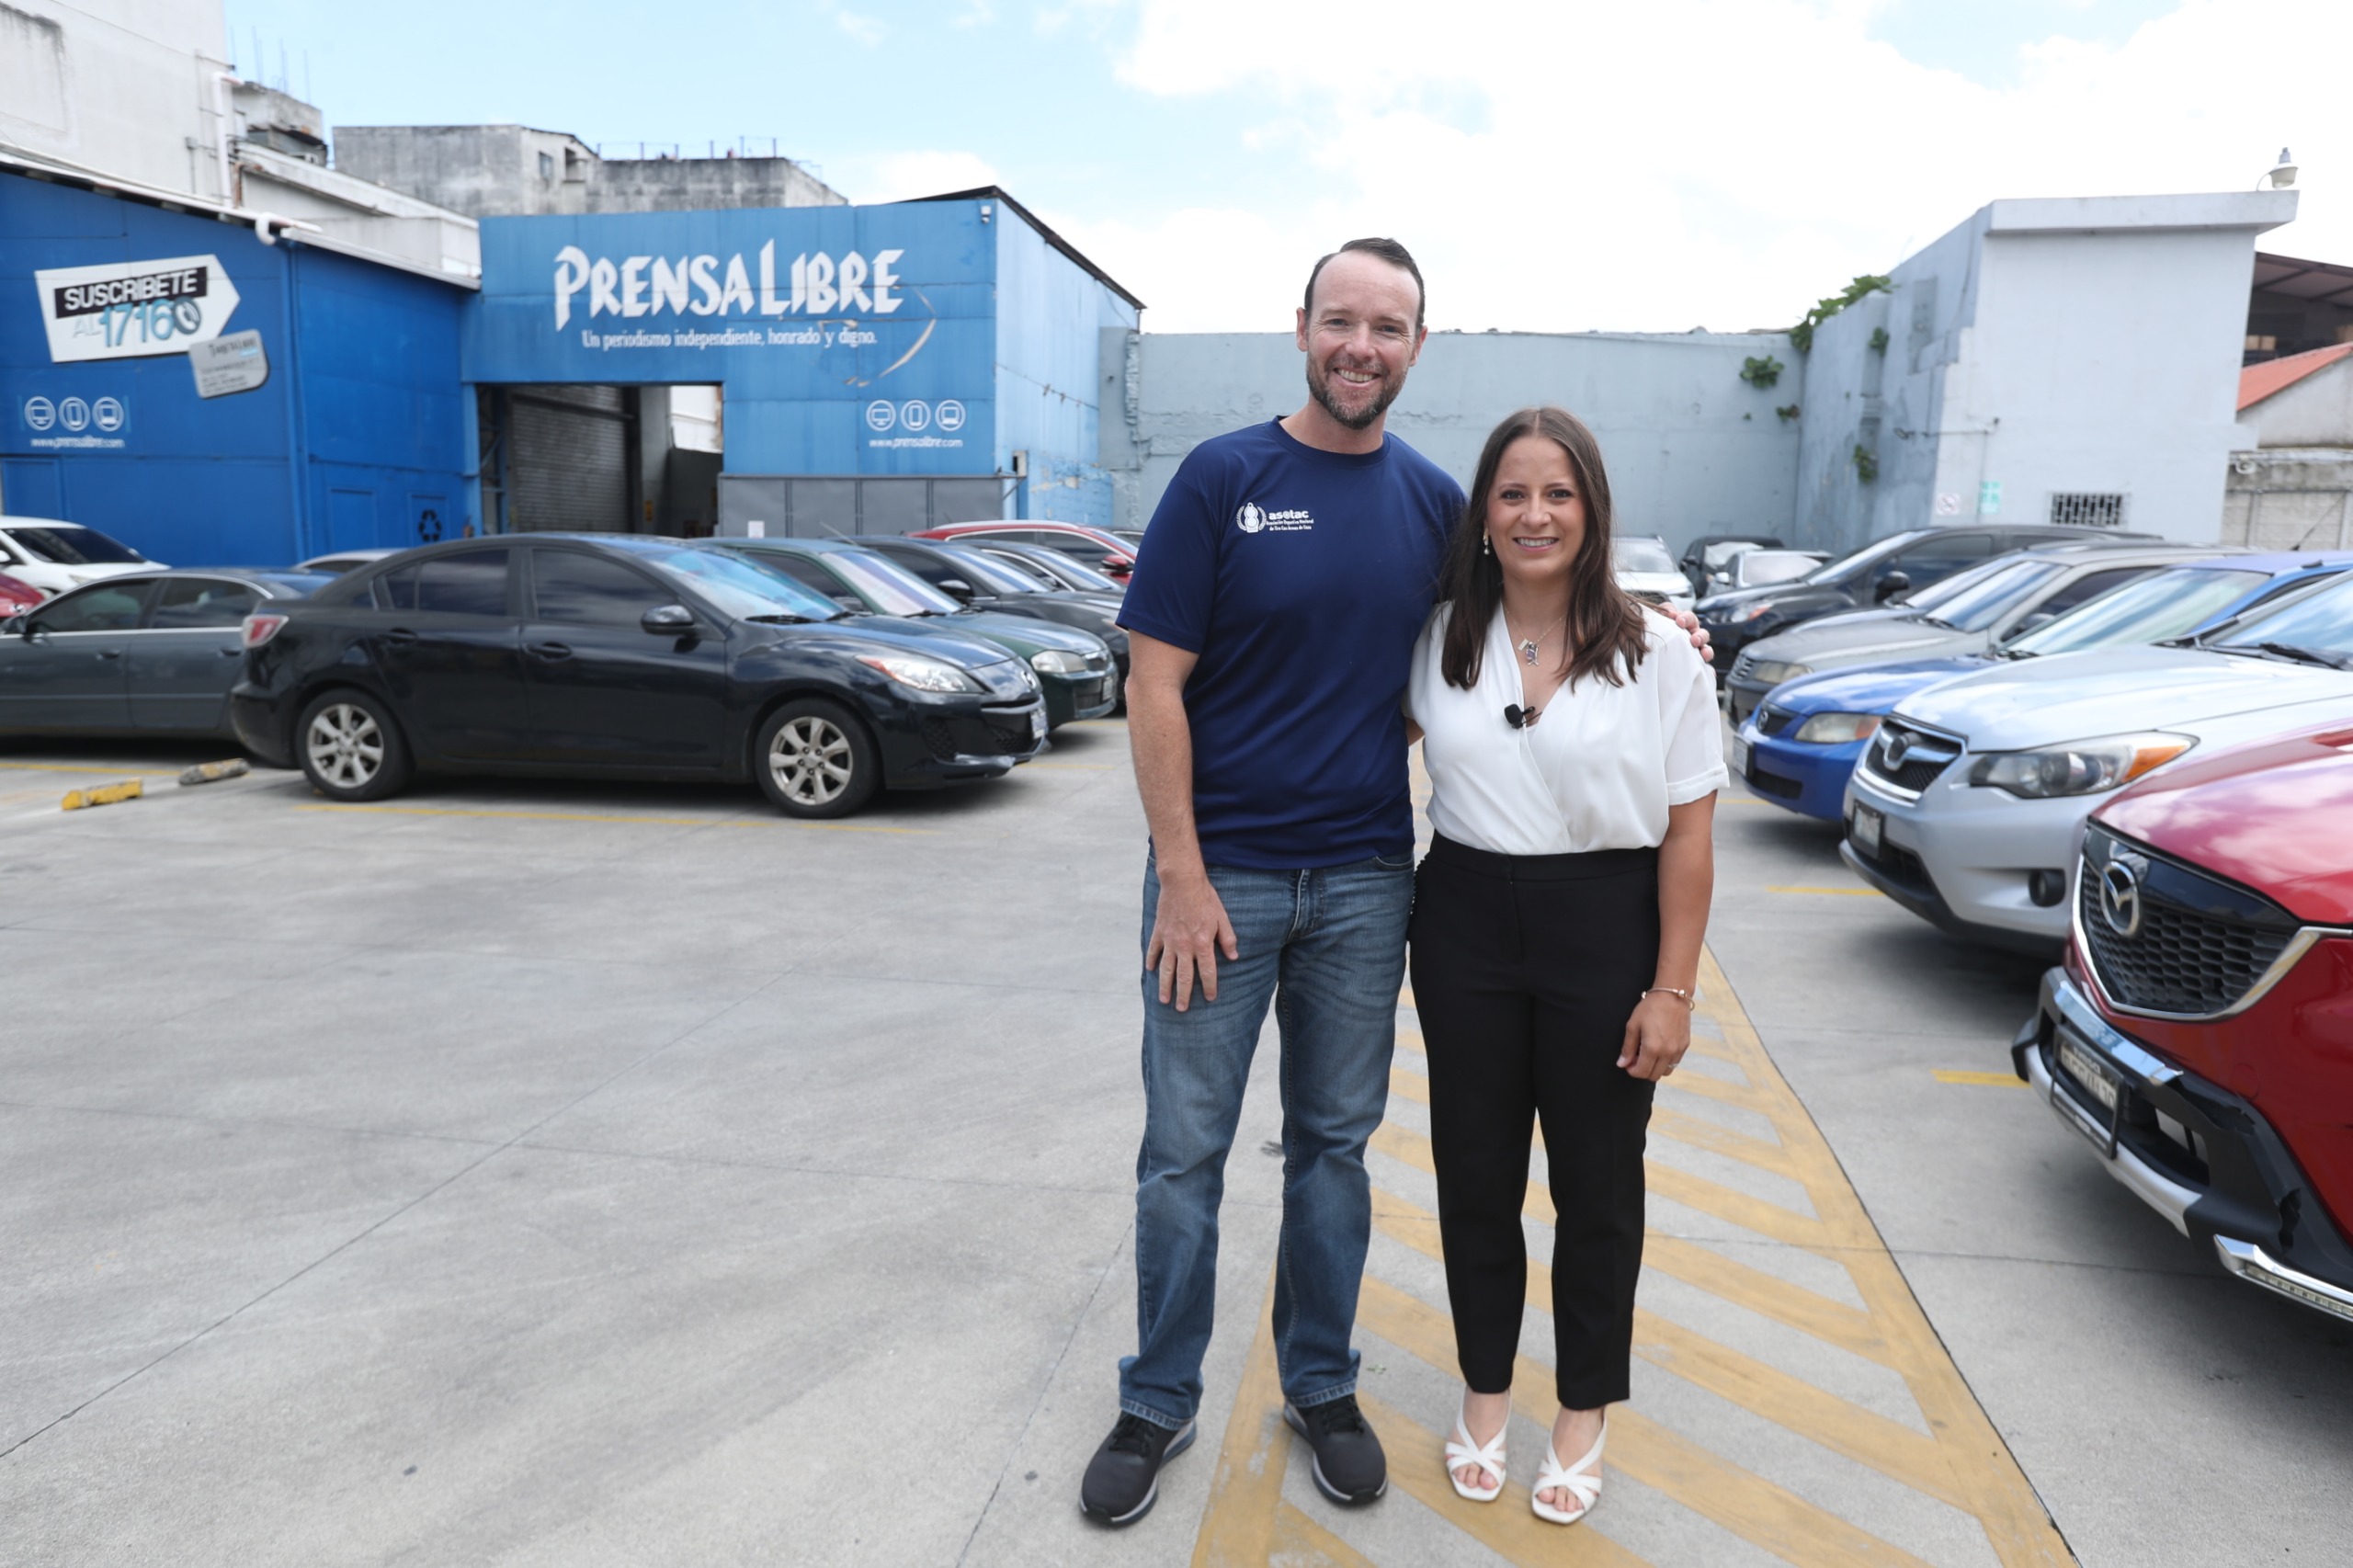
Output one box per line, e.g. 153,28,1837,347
177,758,251,787
62,779,144,811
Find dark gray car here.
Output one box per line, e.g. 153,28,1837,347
0,568,334,737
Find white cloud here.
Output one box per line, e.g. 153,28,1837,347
835,10,887,46
836,149,1004,203
1074,0,2351,333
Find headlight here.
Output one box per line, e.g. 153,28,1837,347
1030,649,1089,675
1745,660,1812,687
855,653,979,693
1734,601,1779,623
1793,711,1881,744
1967,732,2192,799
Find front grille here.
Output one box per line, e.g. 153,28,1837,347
1732,652,1760,683
1858,721,1962,795
1746,763,1802,800
2078,826,2302,1016
1756,705,1799,738
921,712,1035,760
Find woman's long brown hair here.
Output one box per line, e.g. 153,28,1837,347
1440,405,1650,691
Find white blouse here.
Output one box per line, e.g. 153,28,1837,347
1406,604,1727,856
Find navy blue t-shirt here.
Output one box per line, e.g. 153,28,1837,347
1119,419,1463,869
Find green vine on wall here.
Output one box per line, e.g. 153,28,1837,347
1869,326,1890,353
1851,443,1880,483
1790,274,1893,353
1776,403,1801,422
1740,354,1783,388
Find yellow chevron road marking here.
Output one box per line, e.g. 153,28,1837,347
1189,946,2075,1566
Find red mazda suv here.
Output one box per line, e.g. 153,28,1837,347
2015,716,2353,1323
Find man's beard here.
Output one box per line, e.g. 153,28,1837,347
1307,357,1401,432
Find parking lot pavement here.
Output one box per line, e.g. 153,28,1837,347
2,731,2347,1565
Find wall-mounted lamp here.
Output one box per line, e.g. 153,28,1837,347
2264,148,2298,189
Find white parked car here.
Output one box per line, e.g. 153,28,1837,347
1841,571,2353,952
1615,535,1694,617
0,517,163,598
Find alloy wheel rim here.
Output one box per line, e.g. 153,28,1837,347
770,716,851,805
306,703,383,789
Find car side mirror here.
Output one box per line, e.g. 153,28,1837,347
641,604,696,634
2008,611,2056,637
1101,556,1131,576
938,578,975,604
1874,571,1911,603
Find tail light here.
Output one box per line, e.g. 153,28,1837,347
241,612,289,650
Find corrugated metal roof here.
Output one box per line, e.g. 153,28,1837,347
2240,342,2353,410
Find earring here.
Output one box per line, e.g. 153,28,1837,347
1482,533,1493,557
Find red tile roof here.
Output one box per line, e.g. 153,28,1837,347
2241,342,2353,411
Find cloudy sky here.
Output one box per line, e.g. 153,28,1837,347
228,0,2348,333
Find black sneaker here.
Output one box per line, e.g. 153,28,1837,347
1079,1413,1197,1527
1284,1395,1388,1506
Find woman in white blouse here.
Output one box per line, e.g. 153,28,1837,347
1404,405,1723,1527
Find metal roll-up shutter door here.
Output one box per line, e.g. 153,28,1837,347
506,386,630,533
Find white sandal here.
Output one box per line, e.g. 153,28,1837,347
1443,1394,1508,1503
1531,1416,1606,1525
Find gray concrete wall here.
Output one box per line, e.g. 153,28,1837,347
1122,329,1804,550
0,0,234,199
335,125,845,219
2241,356,2353,449
2222,449,2353,551
1798,192,2298,551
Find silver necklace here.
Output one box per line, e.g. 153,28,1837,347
1506,611,1566,666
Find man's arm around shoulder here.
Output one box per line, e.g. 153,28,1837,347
1126,631,1238,1013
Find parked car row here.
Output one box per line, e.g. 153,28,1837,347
1721,528,2353,1329
0,529,1133,820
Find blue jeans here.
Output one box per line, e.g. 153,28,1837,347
1119,852,1415,1429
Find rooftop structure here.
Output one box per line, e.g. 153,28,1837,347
333,126,846,219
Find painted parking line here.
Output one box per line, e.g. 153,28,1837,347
1932,1070,2026,1087
1191,949,2074,1567
291,803,935,835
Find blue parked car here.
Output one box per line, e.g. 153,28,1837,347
1730,551,2353,820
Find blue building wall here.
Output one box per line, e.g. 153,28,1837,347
992,207,1140,527
0,172,472,565
465,201,1003,479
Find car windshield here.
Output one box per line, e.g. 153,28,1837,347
1012,548,1122,592
1813,531,1925,585
1918,561,2066,632
1613,539,1677,574
2211,574,2353,665
935,542,1041,595
600,540,845,620
2004,567,2266,656
1735,551,1821,587
1702,540,1764,570
3,523,143,564
824,550,961,615
1891,552,2017,610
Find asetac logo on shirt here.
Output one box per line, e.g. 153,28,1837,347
1234,501,1313,534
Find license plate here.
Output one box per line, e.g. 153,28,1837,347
1029,708,1045,742
2053,1027,2124,1155
2056,1030,2121,1114
1732,736,1751,777
1849,803,1883,858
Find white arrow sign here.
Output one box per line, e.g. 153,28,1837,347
34,254,242,364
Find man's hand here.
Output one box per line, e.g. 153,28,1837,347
1665,605,1714,664
1146,872,1240,1012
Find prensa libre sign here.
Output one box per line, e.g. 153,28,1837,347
34,255,242,363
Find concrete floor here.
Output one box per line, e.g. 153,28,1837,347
0,725,2346,1565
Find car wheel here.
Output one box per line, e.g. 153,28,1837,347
755,699,879,819
297,689,414,801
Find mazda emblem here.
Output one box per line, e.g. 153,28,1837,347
2099,858,2143,938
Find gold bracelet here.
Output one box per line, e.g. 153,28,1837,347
1643,985,1696,1010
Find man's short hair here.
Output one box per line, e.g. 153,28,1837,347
1302,238,1427,335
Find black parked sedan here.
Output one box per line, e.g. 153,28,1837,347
859,535,1131,700
230,535,1047,819
0,567,334,738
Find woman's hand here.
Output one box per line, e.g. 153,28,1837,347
1618,993,1691,1080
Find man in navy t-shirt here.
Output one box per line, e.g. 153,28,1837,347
1080,238,1456,1523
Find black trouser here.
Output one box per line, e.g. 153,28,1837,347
1406,833,1659,1410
